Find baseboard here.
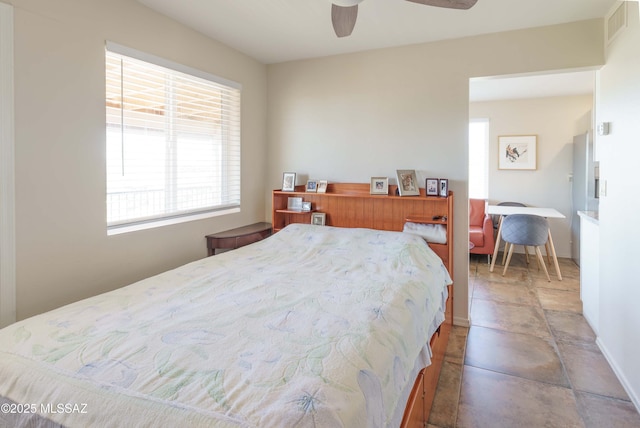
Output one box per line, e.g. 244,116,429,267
596,337,640,413
582,312,599,336
453,316,470,328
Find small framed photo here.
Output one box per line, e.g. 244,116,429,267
370,177,389,195
306,180,318,193
287,197,303,211
426,178,439,196
282,172,296,191
396,170,419,196
311,212,326,226
317,180,328,194
438,179,449,197
302,201,312,212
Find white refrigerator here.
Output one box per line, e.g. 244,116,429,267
571,131,598,265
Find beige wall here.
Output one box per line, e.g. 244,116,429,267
267,19,604,326
595,1,640,409
10,0,267,319
470,94,594,258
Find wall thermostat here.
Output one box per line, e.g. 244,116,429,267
597,122,610,136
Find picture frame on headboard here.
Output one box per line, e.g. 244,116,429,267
370,177,389,195
306,180,318,193
396,170,419,196
311,212,326,226
317,180,328,193
426,178,439,196
287,197,303,211
282,172,296,191
438,179,449,197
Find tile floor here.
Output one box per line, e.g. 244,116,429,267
427,253,640,428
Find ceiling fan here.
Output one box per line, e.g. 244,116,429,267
331,0,478,37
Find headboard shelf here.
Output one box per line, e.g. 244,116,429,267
277,183,447,199
272,183,453,278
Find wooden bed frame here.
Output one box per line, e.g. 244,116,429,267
272,183,453,426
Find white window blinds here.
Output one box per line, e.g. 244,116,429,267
105,42,241,229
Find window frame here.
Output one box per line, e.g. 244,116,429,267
105,42,242,235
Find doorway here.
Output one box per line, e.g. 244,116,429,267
467,68,596,322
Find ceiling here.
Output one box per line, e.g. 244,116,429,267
135,0,613,101
136,0,615,65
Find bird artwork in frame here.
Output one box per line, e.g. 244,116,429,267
498,135,537,170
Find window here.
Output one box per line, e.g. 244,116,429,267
469,119,489,199
105,42,241,233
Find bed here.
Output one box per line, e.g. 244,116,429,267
0,186,454,427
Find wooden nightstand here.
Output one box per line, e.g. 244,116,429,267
205,222,272,256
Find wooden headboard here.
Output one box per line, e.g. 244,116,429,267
272,182,453,278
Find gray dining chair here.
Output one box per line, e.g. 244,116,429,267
501,214,551,282
493,201,526,229
494,201,528,264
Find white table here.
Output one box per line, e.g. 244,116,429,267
487,205,565,280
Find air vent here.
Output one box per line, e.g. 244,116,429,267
606,1,627,44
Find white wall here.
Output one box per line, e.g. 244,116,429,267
10,0,267,319
267,20,604,326
595,1,640,409
470,95,594,258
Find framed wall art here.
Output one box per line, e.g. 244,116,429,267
498,135,537,170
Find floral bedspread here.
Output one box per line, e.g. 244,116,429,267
0,224,451,427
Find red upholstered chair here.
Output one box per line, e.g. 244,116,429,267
469,199,495,262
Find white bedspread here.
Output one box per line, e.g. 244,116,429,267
0,224,451,427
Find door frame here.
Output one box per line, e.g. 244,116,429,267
0,2,16,327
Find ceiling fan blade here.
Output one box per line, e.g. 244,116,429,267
331,4,358,37
406,0,478,10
